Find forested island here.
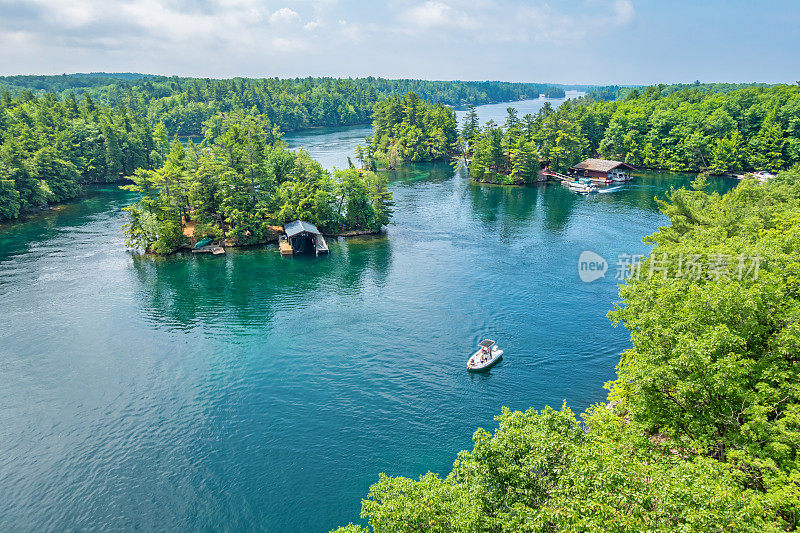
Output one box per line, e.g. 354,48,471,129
0,91,164,221
333,169,800,532
465,83,800,184
122,112,393,254
464,106,542,184
356,93,459,169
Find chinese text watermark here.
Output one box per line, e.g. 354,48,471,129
579,251,761,283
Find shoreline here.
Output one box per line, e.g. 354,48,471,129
0,179,134,227
162,228,385,257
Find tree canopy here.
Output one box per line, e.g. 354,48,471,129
464,84,800,183
0,91,165,220
122,112,393,254
0,75,567,136
366,93,459,168
332,168,800,532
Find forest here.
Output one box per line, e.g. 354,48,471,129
0,90,165,221
0,74,566,136
587,81,773,102
360,92,460,169
122,111,393,254
465,83,800,183
0,76,559,222
463,106,542,185
333,169,800,533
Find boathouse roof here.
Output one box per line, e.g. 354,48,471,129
284,220,322,238
571,158,636,172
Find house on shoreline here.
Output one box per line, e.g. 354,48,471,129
570,159,636,182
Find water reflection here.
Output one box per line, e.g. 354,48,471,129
130,237,393,332
466,182,544,234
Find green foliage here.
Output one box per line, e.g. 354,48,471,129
0,175,21,219
588,82,773,102
0,91,161,220
469,109,544,184
333,171,800,532
1,75,565,137
608,169,800,528
500,84,800,177
337,405,778,532
369,93,458,166
121,114,393,253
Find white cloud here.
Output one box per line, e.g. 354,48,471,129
0,0,641,77
394,0,634,41
270,7,301,26
47,1,97,28
613,0,635,26
400,1,476,30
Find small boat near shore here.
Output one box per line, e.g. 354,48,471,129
467,339,503,372
568,178,599,194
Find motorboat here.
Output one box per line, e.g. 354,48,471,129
609,169,633,182
467,339,503,372
569,178,598,194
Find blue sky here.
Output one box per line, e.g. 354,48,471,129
0,0,798,84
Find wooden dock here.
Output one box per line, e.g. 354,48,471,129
541,170,573,182
315,234,329,254
279,236,294,255
192,245,226,255
542,170,612,186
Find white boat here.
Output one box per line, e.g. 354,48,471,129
568,179,598,194
609,170,633,182
467,339,503,372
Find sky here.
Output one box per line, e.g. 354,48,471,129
1,0,798,84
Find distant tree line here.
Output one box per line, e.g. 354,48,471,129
587,81,773,102
0,74,568,136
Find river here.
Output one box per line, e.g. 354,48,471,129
0,95,736,532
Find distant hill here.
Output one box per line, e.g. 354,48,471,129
0,73,153,93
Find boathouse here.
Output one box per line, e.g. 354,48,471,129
281,220,329,256
570,159,636,180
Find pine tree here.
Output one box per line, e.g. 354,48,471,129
749,111,786,172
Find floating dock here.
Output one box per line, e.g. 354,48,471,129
315,234,329,254
279,236,294,255
192,245,226,255
542,170,613,186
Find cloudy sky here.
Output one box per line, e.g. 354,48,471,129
1,0,798,84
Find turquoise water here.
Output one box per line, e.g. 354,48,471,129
282,93,585,170
0,104,736,531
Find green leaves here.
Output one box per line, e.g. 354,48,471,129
0,91,165,220
370,93,459,166
333,170,800,533
340,402,780,532
120,114,394,253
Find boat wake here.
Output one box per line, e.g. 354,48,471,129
598,185,625,194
